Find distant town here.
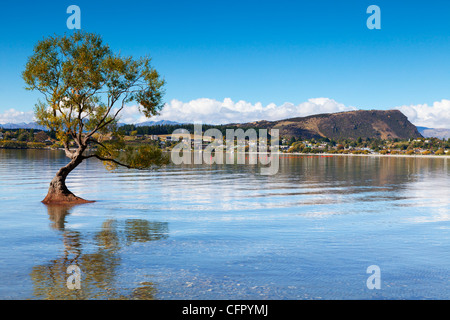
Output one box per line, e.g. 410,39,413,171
1,126,449,156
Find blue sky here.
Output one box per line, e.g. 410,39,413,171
1,0,450,126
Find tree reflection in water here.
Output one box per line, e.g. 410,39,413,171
30,205,169,300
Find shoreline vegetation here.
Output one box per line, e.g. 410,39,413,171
0,129,450,158
1,127,450,158
1,145,449,159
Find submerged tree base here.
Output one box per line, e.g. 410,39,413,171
42,167,96,205
41,181,95,205
42,193,95,205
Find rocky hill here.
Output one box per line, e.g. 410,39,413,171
234,110,422,140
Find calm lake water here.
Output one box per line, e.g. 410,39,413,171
0,149,449,300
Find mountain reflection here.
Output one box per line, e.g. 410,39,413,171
30,205,169,300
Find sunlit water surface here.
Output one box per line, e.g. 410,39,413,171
0,149,449,299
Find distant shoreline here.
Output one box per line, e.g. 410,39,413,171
228,151,450,159
277,152,450,159
168,150,450,159
1,147,449,159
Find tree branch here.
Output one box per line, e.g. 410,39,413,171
83,154,136,169
63,141,74,159
86,137,114,156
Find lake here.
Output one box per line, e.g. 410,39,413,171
0,149,449,299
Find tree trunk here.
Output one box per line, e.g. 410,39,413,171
42,150,94,205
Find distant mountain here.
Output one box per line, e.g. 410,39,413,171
0,120,180,130
232,110,422,140
135,120,181,127
417,127,450,140
0,122,47,130
0,113,430,141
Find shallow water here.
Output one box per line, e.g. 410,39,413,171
0,149,449,299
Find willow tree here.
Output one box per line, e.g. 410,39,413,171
23,32,168,204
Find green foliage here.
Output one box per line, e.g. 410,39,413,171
119,123,252,137
34,131,49,142
92,136,169,170
124,145,170,169
17,133,29,141
0,140,28,149
288,141,305,153
27,142,46,149
351,149,369,154
23,31,167,169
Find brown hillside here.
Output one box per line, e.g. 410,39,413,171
233,110,422,140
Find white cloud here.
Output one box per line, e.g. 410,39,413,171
3,98,450,129
114,105,149,124
147,97,357,125
0,109,35,124
395,99,450,129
